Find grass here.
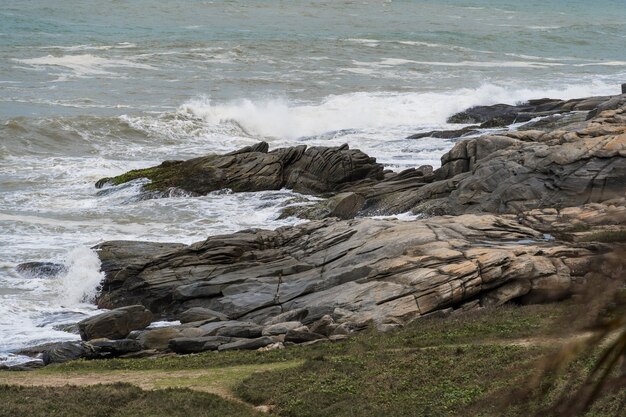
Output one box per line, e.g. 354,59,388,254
0,383,261,417
577,230,626,243
235,344,544,417
40,303,568,373
2,302,622,417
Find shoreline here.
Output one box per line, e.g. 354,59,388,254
3,90,625,370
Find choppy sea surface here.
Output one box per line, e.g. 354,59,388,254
1,0,625,365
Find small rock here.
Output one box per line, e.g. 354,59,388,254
89,338,142,356
309,315,336,337
42,342,92,365
284,329,326,344
16,262,67,278
257,342,284,352
137,328,181,350
215,322,263,338
169,336,234,354
217,337,274,352
0,360,44,371
178,307,229,324
262,321,303,336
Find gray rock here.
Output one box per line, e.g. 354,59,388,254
284,330,326,344
95,143,384,197
0,360,44,371
78,305,153,341
309,315,336,337
481,280,532,307
262,309,310,325
42,342,92,365
169,336,234,354
215,322,263,338
94,214,600,331
217,336,275,352
137,327,181,350
174,283,223,301
407,126,481,140
89,338,142,356
445,96,614,126
178,307,229,324
262,321,303,336
279,192,366,221
15,262,67,278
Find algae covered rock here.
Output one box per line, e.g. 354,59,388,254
96,142,384,196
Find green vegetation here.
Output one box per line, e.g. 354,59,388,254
40,304,566,373
2,303,623,417
99,159,193,192
0,383,261,417
577,230,626,243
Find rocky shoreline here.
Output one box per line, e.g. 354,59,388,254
6,92,626,370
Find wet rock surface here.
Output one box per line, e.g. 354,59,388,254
445,96,615,127
15,262,67,279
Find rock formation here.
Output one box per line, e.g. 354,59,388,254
13,93,626,365
95,142,384,196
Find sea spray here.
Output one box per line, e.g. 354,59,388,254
176,82,619,140
56,247,104,306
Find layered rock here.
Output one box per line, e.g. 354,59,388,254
410,105,626,215
95,143,384,196
95,214,598,328
446,95,620,127
11,93,625,366
356,99,626,216
94,95,626,223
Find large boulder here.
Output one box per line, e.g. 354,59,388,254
358,97,626,217
95,142,384,197
78,305,153,341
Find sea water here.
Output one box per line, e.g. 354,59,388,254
1,0,625,365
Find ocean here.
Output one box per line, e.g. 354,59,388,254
1,0,625,366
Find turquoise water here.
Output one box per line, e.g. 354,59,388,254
1,0,625,364
2,0,626,117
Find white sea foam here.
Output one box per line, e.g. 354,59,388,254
0,247,104,363
175,81,620,141
56,247,105,305
42,43,138,51
14,54,155,77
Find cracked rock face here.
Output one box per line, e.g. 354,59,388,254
95,214,594,327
